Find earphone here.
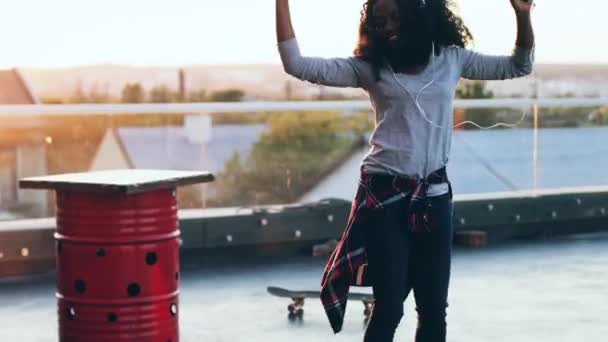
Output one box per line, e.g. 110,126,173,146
386,40,535,179
387,43,530,131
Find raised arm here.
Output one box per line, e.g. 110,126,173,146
276,0,369,88
460,0,535,80
276,0,295,42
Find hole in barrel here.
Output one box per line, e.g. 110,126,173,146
66,307,76,320
145,252,157,265
127,283,141,297
74,280,86,294
96,248,106,257
107,313,118,322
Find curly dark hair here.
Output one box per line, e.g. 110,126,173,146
355,0,473,78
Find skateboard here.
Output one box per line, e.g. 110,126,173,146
267,286,375,321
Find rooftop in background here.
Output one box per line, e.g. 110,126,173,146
106,124,269,174
0,69,39,104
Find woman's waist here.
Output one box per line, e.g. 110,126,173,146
360,162,449,185
355,164,451,207
361,155,449,182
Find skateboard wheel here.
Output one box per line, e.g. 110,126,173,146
288,312,302,321
288,304,296,313
364,308,371,316
295,309,304,317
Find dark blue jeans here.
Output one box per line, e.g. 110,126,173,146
363,191,454,342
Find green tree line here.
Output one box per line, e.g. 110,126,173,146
213,111,372,206
41,82,245,104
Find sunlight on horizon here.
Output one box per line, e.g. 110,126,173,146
0,0,605,68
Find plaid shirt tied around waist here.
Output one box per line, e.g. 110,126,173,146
320,165,452,333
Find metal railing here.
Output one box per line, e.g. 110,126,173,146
0,97,607,116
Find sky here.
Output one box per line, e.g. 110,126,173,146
0,0,606,68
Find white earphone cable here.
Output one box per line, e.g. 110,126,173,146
386,42,534,180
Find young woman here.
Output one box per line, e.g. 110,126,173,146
276,0,534,341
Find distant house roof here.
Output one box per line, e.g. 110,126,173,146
0,68,39,104
116,124,268,174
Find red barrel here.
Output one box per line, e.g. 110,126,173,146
55,188,180,342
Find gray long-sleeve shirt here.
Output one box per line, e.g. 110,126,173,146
278,38,534,196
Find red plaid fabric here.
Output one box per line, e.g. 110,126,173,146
320,165,452,333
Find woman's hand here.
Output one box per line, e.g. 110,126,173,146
511,0,535,49
276,0,296,42
510,0,535,14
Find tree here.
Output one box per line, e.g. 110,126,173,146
41,97,64,104
69,80,88,103
284,81,293,100
456,81,494,99
208,89,245,102
188,89,207,102
121,83,145,103
88,83,110,103
149,85,174,103
215,111,355,205
455,81,499,129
